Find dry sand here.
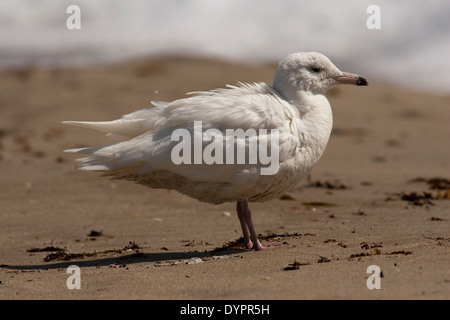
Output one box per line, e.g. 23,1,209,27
0,56,449,300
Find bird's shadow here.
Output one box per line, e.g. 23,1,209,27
1,233,301,271
0,248,247,271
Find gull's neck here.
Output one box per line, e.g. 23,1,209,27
274,85,333,163
274,85,327,114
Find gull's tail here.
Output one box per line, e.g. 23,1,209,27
63,100,170,139
63,102,171,172
62,119,146,139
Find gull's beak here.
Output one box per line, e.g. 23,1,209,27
335,72,368,86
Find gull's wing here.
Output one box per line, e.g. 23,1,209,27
64,83,297,185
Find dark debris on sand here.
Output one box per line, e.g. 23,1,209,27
306,180,349,190
409,177,450,190
386,191,435,206
31,241,143,262
283,260,309,271
26,246,65,253
213,232,304,252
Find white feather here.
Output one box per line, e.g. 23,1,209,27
62,119,146,139
63,53,351,204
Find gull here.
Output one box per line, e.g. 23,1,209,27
64,52,367,250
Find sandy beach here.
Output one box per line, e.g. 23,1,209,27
0,56,449,300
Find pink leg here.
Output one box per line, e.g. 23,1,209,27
236,199,264,250
236,201,252,249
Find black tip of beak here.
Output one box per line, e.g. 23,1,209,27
357,76,368,86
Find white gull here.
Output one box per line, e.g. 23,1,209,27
64,52,368,250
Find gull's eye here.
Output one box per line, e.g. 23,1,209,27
311,67,321,73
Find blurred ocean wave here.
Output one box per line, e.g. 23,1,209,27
0,0,449,93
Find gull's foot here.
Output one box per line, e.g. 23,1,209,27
253,241,284,251
243,240,254,250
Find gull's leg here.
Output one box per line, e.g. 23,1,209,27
236,199,283,251
237,199,264,251
236,200,253,249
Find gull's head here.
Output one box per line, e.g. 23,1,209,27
273,52,368,98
